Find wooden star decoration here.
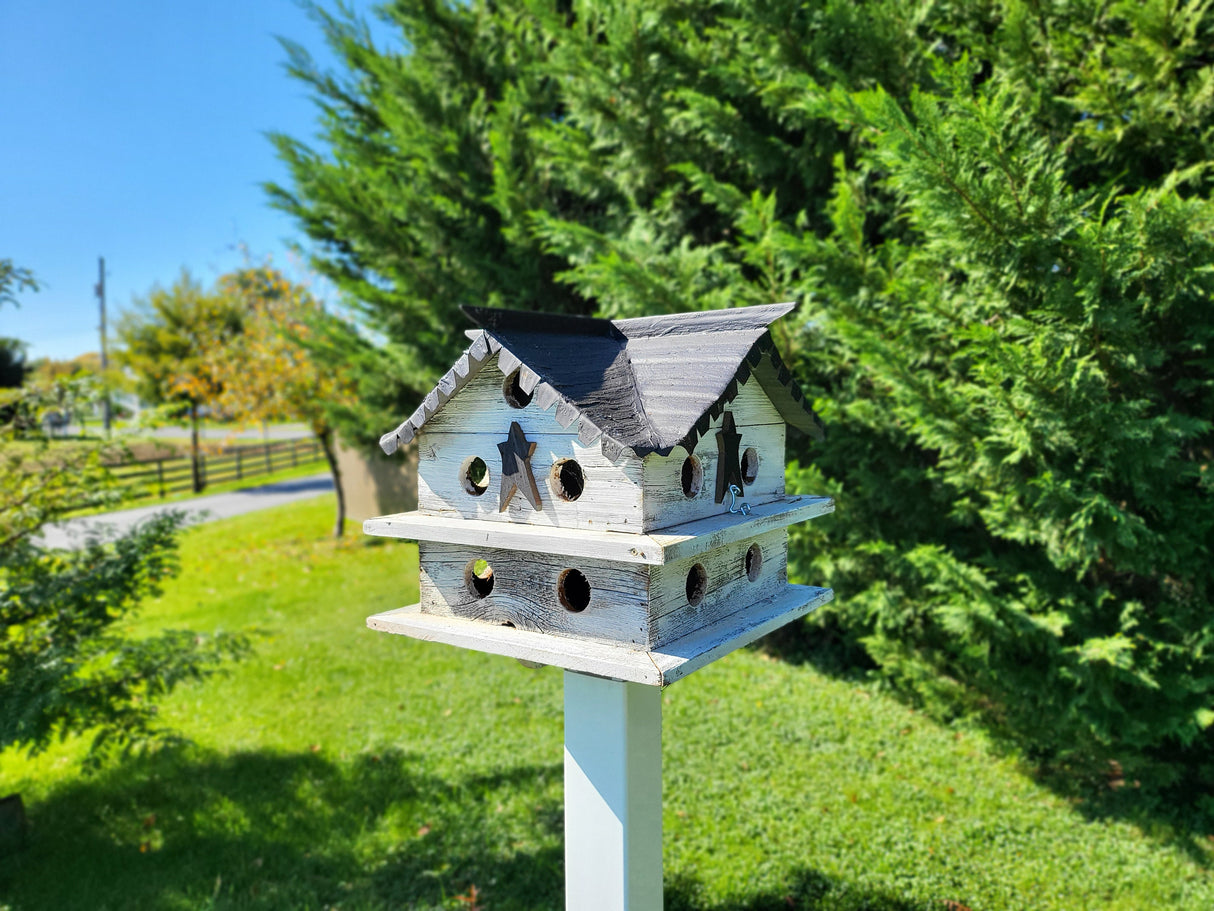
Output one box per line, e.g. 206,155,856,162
715,411,744,504
498,420,543,512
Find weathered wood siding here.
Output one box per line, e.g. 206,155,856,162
416,354,646,532
419,542,652,648
417,430,644,531
649,528,787,648
641,379,786,531
425,351,582,439
417,355,789,535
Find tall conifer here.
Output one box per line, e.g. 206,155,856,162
271,0,1214,783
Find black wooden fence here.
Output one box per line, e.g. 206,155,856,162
107,437,325,501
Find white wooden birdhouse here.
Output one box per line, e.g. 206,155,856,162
365,302,834,685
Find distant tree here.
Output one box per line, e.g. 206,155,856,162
31,352,103,384
0,261,35,433
0,259,36,391
116,270,244,491
204,262,353,537
0,384,246,777
0,338,27,389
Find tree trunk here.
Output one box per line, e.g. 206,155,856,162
190,404,203,493
318,426,346,538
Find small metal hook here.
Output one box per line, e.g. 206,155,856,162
728,484,752,516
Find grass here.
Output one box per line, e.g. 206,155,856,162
2,496,1212,910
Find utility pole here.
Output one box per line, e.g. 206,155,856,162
96,256,111,436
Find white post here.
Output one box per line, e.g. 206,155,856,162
564,671,663,911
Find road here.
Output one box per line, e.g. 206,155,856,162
37,472,334,551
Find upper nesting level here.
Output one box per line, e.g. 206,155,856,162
378,303,825,534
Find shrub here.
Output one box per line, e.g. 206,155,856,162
272,0,1214,776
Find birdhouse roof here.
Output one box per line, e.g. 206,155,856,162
379,302,825,460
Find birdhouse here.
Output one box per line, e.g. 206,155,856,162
365,303,834,685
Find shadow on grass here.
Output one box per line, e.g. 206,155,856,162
756,619,1214,869
2,746,965,911
0,747,564,910
666,870,929,911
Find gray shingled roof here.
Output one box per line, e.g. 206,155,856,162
379,303,825,460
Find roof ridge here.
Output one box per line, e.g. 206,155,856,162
614,302,795,338
380,303,822,459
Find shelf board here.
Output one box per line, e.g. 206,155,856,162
366,583,833,686
364,495,833,565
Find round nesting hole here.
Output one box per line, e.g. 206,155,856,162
460,456,490,496
745,543,763,582
686,563,708,607
465,559,494,599
551,459,585,501
558,568,591,613
502,370,534,409
680,455,703,498
741,447,760,485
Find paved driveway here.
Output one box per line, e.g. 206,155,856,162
37,472,335,551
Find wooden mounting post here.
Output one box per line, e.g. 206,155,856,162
563,671,663,911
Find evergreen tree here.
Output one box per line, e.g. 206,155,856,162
0,338,27,389
271,0,1214,784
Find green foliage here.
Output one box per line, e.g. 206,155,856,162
115,269,244,410
787,65,1214,767
0,259,35,391
0,259,37,310
0,387,247,767
272,1,1214,779
0,338,27,389
0,372,103,438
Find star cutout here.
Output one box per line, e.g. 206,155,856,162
498,420,543,512
715,411,744,504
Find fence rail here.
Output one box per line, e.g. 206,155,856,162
106,437,325,502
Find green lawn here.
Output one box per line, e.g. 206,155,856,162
1,497,1211,910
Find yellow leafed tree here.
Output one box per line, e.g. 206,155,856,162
206,263,352,537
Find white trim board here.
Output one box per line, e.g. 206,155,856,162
364,495,834,566
366,583,833,686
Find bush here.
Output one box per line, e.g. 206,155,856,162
0,388,247,767
272,0,1214,778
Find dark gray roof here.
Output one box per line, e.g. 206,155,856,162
380,303,825,460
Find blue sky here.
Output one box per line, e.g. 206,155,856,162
0,0,389,361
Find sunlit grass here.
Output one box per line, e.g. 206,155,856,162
2,496,1211,909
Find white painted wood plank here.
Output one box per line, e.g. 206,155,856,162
364,511,668,564
425,352,574,438
419,542,652,648
649,529,787,648
647,495,833,564
564,673,663,911
652,585,834,684
363,495,834,565
365,584,833,686
641,421,784,531
367,604,666,685
418,430,644,533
